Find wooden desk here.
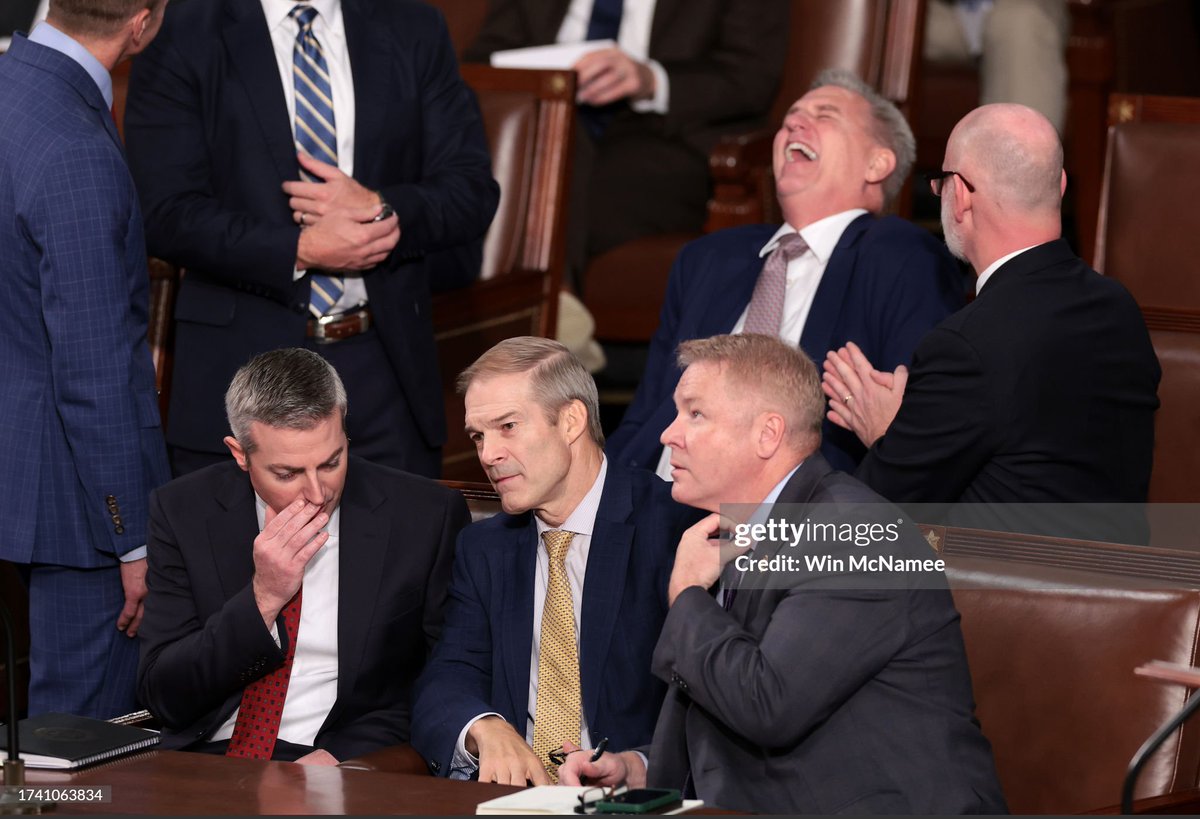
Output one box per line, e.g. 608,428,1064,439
25,750,521,815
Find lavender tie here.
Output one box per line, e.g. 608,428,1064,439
743,233,808,336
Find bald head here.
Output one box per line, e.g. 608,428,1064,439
948,104,1064,216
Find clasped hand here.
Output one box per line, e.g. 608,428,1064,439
284,152,399,271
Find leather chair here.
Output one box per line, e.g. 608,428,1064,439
584,0,928,344
950,561,1200,813
1093,94,1200,502
434,65,574,481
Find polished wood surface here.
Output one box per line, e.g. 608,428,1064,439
26,750,521,815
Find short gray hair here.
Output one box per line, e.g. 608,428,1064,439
225,348,348,454
457,336,604,447
812,68,915,209
677,334,823,450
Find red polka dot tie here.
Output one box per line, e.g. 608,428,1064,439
225,588,303,759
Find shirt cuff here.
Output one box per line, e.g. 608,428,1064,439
268,621,281,649
630,59,669,114
450,712,506,779
119,546,147,562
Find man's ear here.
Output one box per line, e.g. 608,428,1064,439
224,435,250,471
754,411,787,459
865,147,897,186
559,399,588,446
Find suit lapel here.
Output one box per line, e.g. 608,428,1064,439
342,0,387,182
579,468,634,730
798,214,871,361
535,0,575,43
500,519,538,732
698,234,768,336
647,0,686,52
208,467,259,601
330,462,389,716
221,0,296,186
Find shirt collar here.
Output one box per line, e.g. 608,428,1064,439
760,209,869,266
976,244,1038,294
28,21,112,108
535,456,608,539
261,0,342,35
741,461,804,532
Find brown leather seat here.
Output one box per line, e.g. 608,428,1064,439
950,558,1200,813
1093,96,1200,503
584,0,927,343
432,65,575,480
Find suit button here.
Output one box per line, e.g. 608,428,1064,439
430,761,440,773
115,525,125,534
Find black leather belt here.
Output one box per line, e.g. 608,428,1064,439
306,307,372,343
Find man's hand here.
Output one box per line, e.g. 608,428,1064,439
558,742,646,789
467,716,551,786
667,513,745,606
117,558,148,638
573,47,654,107
821,342,907,447
295,205,400,272
295,749,339,766
252,498,329,627
284,152,382,224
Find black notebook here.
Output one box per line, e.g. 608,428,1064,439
0,712,159,770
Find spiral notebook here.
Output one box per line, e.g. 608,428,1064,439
0,712,159,770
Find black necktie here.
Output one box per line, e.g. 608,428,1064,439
580,0,626,138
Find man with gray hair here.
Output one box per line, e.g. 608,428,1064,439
823,104,1160,521
411,337,699,784
608,68,964,477
562,333,1006,813
138,348,470,763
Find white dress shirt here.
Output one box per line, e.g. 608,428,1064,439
450,458,609,778
555,0,670,114
213,495,340,749
260,0,366,310
975,244,1038,294
656,209,869,480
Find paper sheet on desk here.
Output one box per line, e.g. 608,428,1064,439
476,785,703,815
490,40,617,70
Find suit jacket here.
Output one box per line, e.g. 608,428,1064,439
464,0,787,159
124,0,499,455
137,457,471,761
647,454,1007,814
0,35,170,568
857,240,1161,517
410,465,702,776
607,216,964,474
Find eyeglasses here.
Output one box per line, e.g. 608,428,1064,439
926,170,976,197
574,785,616,815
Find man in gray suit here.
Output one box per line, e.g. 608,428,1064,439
561,334,1006,814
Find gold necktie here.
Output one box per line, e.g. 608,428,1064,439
531,529,581,782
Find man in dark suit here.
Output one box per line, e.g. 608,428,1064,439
824,104,1160,534
124,0,498,478
138,349,470,763
410,337,699,783
0,0,171,719
464,0,786,282
607,69,964,476
563,334,1006,814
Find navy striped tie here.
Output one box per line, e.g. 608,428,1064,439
291,4,344,318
